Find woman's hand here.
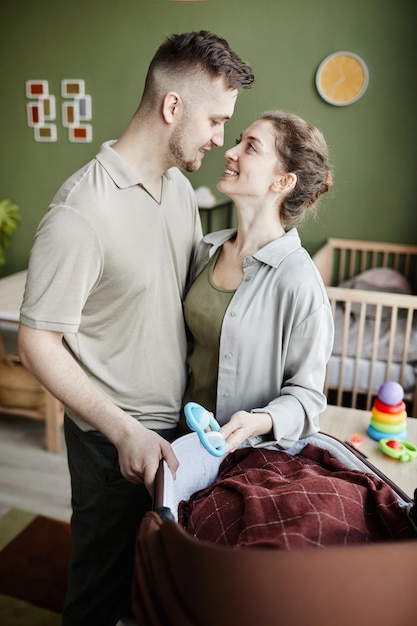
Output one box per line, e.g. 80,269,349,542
220,410,273,453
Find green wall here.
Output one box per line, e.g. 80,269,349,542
1,0,416,276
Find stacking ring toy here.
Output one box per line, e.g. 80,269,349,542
374,398,406,415
371,406,407,425
379,439,417,462
368,424,408,441
370,417,408,434
184,402,226,457
378,381,404,405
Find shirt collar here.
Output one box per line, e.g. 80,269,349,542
95,140,172,190
203,228,301,268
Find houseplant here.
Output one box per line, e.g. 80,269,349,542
0,198,20,266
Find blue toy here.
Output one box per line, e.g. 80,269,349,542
368,424,408,442
184,402,226,457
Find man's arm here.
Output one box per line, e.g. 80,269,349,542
17,323,178,491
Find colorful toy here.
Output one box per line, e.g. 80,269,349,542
348,432,365,448
378,381,404,406
379,439,417,462
184,402,226,457
368,381,408,442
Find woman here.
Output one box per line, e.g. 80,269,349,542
183,110,334,453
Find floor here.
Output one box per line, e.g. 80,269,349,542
0,411,72,522
1,328,72,522
0,412,138,625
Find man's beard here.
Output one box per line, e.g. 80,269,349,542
168,124,200,173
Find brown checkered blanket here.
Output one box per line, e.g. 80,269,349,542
178,445,415,548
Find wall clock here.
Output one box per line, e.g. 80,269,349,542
315,51,369,106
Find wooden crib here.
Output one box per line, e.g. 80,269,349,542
313,238,417,413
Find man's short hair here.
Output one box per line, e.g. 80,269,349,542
143,30,254,102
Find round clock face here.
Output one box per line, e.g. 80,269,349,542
316,51,369,106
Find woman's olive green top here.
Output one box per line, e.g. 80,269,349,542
183,228,334,449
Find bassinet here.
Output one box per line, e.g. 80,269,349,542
132,432,417,626
313,238,417,412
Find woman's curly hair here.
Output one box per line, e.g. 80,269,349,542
261,110,333,227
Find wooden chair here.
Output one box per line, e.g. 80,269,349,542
0,324,64,452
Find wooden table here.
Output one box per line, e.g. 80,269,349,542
0,269,27,354
0,269,27,323
321,404,417,499
0,270,64,453
0,270,27,354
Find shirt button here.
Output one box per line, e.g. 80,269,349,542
244,275,251,282
223,392,230,398
230,311,237,317
225,352,233,360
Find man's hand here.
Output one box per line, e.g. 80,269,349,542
115,419,179,494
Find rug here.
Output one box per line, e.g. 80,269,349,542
0,504,71,626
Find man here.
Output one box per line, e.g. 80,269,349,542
18,31,254,626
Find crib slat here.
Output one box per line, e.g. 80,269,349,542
384,308,398,383
351,303,367,407
339,248,347,283
366,305,382,410
337,300,351,406
400,309,413,381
